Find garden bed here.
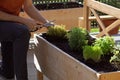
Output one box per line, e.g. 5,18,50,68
34,25,120,80
41,33,118,73
34,33,120,80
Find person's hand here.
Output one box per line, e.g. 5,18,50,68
43,20,55,28
23,18,38,32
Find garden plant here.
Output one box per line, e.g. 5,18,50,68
41,25,120,72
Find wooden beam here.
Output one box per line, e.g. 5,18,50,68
90,8,109,36
79,15,116,21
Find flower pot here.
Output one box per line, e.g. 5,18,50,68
99,19,119,35
34,34,120,80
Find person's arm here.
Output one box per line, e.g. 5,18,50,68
0,10,38,31
23,0,48,24
0,11,27,23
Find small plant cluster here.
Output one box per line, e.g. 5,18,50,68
66,27,118,64
45,25,120,68
46,24,67,39
83,36,115,62
94,36,115,54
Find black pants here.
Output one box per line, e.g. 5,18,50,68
0,21,31,80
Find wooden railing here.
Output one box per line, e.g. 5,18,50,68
32,0,83,4
83,0,120,37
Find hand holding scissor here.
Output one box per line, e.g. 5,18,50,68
30,20,55,32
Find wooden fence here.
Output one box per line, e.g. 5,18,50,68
32,0,120,28
83,0,120,37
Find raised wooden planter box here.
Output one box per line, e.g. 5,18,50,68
20,8,83,31
34,34,120,80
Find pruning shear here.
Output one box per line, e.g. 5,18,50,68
30,20,55,32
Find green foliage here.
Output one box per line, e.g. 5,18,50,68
93,36,115,55
67,27,88,51
110,47,120,69
46,25,67,39
91,28,99,33
110,45,120,62
110,51,120,63
83,45,103,62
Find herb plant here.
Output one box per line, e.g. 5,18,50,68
110,47,120,69
110,50,120,63
83,45,103,62
67,27,88,51
93,36,115,55
46,25,67,39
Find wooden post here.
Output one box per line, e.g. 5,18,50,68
37,70,43,80
83,0,90,31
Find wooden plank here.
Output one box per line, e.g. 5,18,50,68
87,0,120,19
100,72,120,80
35,36,99,80
79,15,116,21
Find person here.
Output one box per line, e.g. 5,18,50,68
0,0,54,80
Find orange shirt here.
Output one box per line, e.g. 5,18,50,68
0,0,24,15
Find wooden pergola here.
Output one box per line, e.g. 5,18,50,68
83,0,120,37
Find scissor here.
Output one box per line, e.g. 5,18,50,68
30,20,55,32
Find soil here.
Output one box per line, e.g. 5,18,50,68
41,33,119,73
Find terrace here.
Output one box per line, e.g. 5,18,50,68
1,0,120,80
